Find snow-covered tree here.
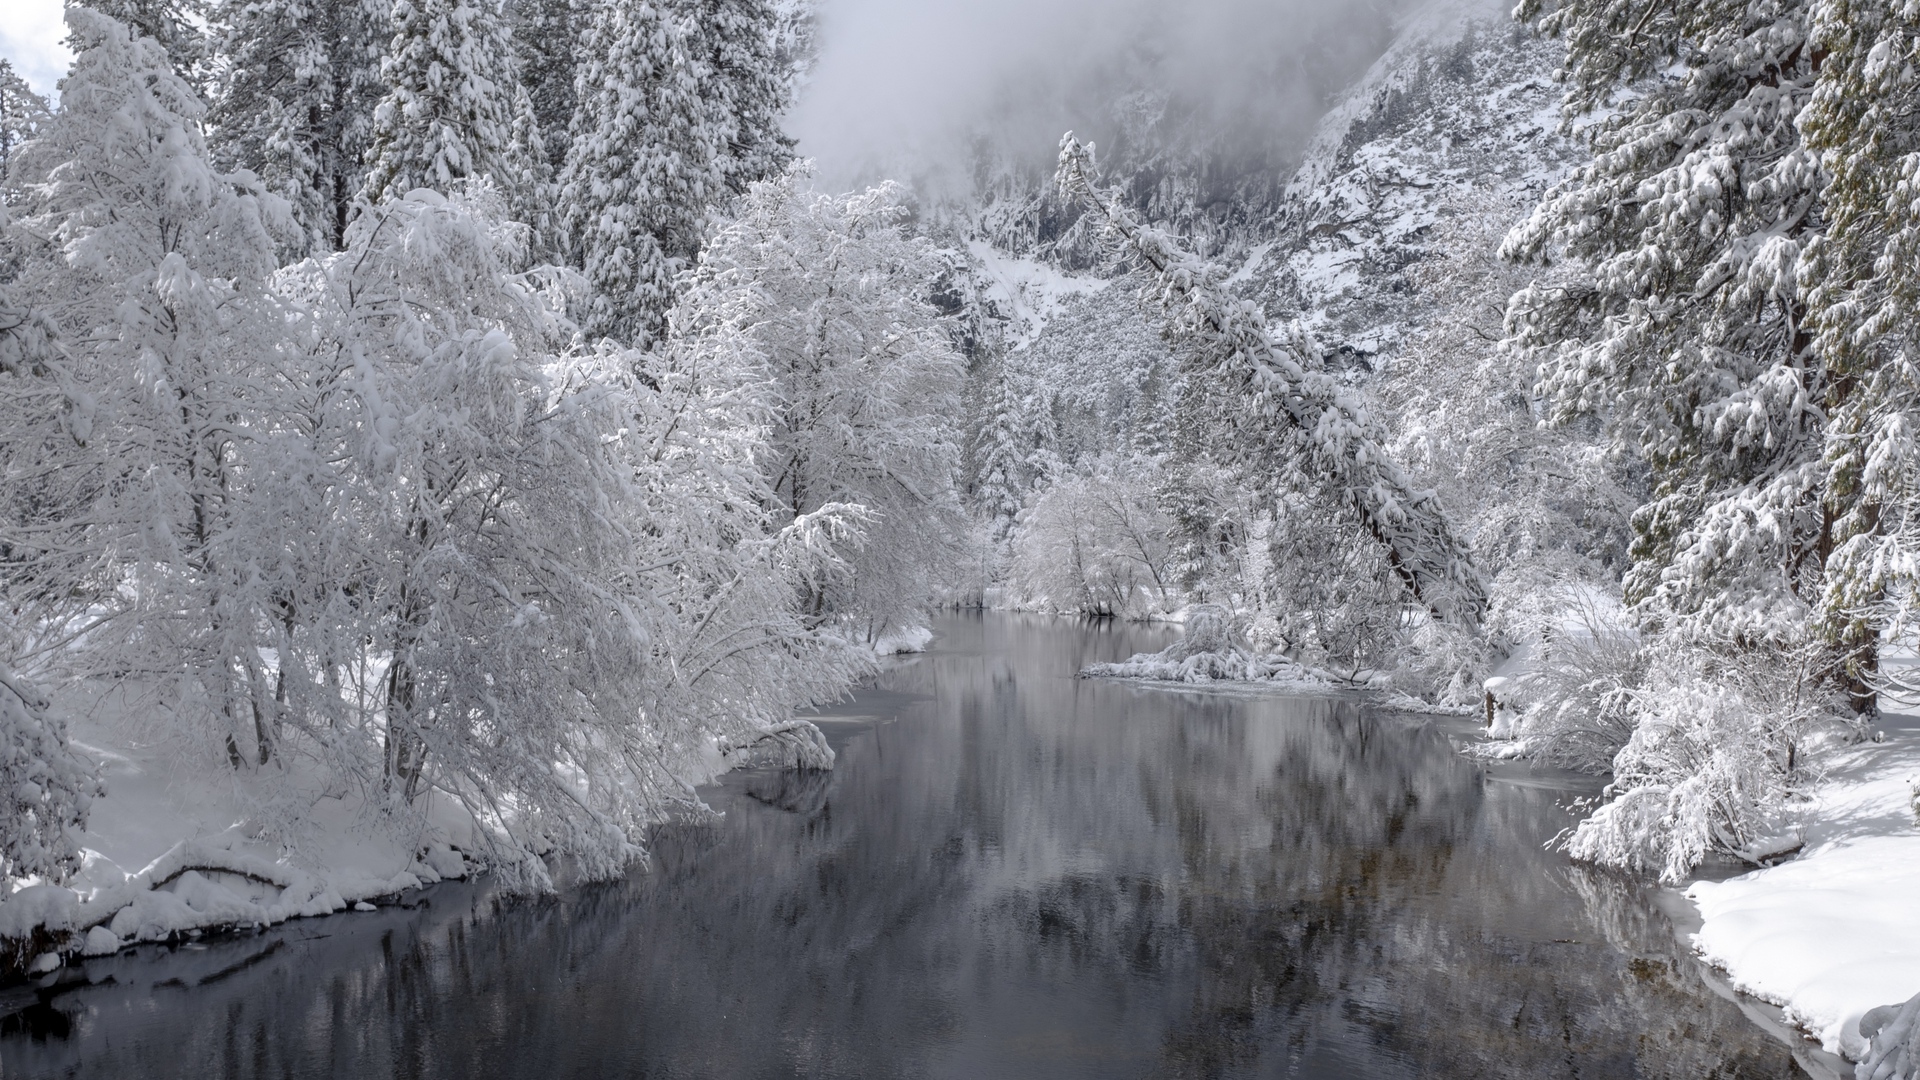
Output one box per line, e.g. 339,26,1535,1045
1009,459,1174,617
3,8,293,766
1798,0,1920,691
508,0,578,171
268,182,869,878
362,0,544,217
1055,134,1487,629
0,61,50,195
0,661,98,883
672,171,965,638
1502,0,1843,688
209,0,387,253
1388,190,1637,596
82,0,210,86
559,0,720,346
689,0,793,196
969,359,1032,545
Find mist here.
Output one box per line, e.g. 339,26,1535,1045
788,0,1414,197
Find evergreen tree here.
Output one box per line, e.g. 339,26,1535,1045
1501,0,1853,696
1799,0,1920,691
971,359,1028,545
363,0,542,214
560,0,720,346
508,0,578,172
690,0,794,196
209,0,387,253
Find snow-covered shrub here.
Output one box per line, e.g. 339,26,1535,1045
1563,647,1837,883
1009,459,1175,617
1505,590,1645,772
0,662,98,882
1385,612,1490,709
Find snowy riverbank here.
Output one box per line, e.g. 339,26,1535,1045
0,706,493,977
0,699,840,979
0,634,911,979
1686,706,1920,1064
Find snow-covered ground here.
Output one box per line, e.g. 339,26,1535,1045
1688,707,1920,1061
0,692,826,971
0,703,484,973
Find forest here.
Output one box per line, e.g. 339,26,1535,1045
2,0,1920,1067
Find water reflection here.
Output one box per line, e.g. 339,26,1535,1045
1,614,1799,1079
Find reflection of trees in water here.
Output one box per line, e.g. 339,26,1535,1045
4,614,1797,1079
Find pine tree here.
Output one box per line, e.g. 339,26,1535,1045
1498,0,1881,702
508,0,578,172
363,0,542,211
689,0,794,196
971,359,1028,545
209,0,387,253
1799,0,1920,694
560,0,721,346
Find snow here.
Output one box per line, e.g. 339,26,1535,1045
0,884,77,938
872,625,934,655
2,687,844,967
0,705,471,969
1687,708,1920,1060
964,239,1107,350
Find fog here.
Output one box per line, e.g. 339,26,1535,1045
788,0,1415,195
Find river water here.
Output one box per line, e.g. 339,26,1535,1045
2,614,1806,1079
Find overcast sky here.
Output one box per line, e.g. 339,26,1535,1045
790,0,1407,189
3,0,1403,180
2,0,70,97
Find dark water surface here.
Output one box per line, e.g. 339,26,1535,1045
3,614,1804,1079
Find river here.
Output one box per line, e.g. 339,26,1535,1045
0,613,1808,1078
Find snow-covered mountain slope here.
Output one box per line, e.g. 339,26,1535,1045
1246,2,1577,363
955,0,1577,450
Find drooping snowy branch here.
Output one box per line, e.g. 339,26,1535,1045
1054,134,1487,628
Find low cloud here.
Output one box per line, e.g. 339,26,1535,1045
788,0,1411,192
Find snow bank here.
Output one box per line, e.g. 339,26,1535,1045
1686,709,1920,1062
0,831,462,976
2,694,833,975
1861,993,1920,1080
872,624,933,656
1080,605,1371,692
1690,835,1920,1058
